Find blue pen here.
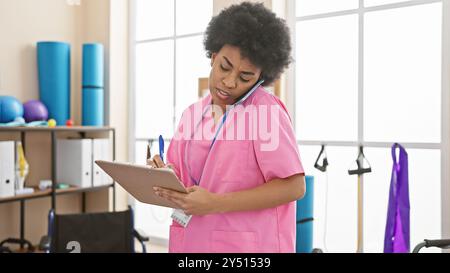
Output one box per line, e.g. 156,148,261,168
159,135,164,163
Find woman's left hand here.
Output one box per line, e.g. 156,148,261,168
153,186,222,216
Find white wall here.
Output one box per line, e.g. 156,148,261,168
0,0,78,109
0,0,111,126
109,0,130,212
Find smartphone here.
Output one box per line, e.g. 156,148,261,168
233,79,265,106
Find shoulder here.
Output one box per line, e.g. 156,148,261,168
245,87,292,122
181,94,211,117
247,87,286,108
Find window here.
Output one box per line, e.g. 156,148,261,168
296,0,358,17
364,4,441,143
295,14,358,141
131,0,212,242
293,0,446,252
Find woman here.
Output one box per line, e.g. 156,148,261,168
149,2,305,253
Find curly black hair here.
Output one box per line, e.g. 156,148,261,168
204,2,292,86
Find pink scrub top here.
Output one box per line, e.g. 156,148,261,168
166,86,304,253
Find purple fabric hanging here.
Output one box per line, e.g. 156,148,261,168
384,143,410,253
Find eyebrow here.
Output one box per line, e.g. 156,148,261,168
222,56,255,76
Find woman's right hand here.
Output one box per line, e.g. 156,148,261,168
147,154,165,168
147,154,174,170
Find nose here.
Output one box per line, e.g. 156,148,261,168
222,74,237,89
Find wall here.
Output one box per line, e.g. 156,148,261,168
109,0,129,212
0,0,113,132
0,0,78,108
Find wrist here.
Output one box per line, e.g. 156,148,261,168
214,193,231,214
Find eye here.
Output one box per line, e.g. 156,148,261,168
240,77,250,83
220,64,230,71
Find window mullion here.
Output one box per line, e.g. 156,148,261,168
173,0,177,134
358,0,364,144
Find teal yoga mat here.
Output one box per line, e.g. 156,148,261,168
37,41,71,126
82,43,104,126
296,175,314,253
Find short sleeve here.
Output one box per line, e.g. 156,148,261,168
166,141,181,179
166,112,186,179
252,95,304,182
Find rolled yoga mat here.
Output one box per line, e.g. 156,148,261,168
82,88,104,126
37,42,71,126
296,175,314,253
82,43,104,126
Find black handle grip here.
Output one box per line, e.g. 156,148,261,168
425,239,450,248
348,167,372,175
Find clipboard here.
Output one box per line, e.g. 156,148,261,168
95,160,187,209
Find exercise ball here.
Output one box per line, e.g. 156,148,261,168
0,96,24,123
23,100,49,122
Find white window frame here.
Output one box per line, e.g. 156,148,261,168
286,0,450,250
129,0,206,164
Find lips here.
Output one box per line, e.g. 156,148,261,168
216,88,231,100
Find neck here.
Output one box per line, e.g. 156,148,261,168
211,99,227,113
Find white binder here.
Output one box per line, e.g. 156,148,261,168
0,141,15,198
56,139,92,188
92,139,112,187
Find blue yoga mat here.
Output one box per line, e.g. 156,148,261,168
296,175,314,253
82,43,104,126
82,43,104,87
82,88,104,126
37,41,71,126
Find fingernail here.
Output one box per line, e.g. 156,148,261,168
153,187,158,191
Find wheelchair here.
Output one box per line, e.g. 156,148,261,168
39,206,149,253
412,239,450,253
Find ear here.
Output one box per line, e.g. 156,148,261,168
211,53,217,67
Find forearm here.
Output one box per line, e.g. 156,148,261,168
216,174,306,214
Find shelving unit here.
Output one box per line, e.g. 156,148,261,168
0,126,116,248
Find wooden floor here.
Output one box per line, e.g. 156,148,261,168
145,242,168,253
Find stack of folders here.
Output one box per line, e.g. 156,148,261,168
56,139,112,188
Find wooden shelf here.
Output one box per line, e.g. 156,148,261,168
0,188,51,203
55,184,113,196
0,184,113,204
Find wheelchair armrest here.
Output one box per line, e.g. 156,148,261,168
413,239,450,253
39,236,51,252
425,239,450,249
133,229,149,242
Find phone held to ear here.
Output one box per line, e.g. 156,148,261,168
234,78,264,106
